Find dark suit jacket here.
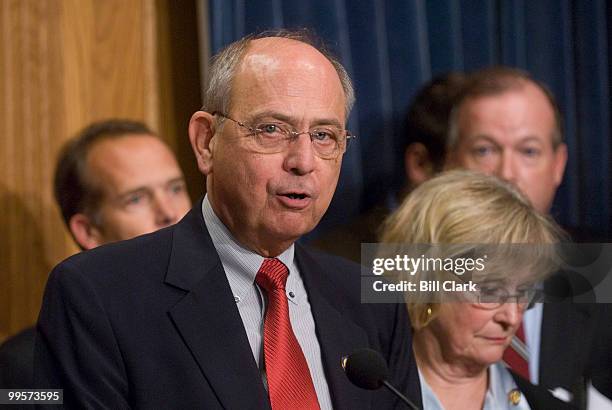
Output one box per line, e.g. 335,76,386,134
534,227,611,408
34,203,421,409
539,268,611,409
538,302,598,408
0,327,35,388
590,303,612,401
511,371,577,410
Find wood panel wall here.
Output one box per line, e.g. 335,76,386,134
0,0,203,342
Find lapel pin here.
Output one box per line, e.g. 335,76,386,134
508,389,521,406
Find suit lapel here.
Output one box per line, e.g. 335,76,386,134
165,204,270,410
296,246,371,410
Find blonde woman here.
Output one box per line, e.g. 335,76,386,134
380,171,574,410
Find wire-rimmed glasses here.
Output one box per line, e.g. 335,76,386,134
213,112,355,159
471,285,541,311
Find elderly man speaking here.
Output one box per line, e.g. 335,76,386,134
34,31,420,409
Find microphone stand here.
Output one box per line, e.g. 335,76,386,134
382,380,420,410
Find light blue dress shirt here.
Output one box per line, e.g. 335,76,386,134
201,195,333,409
419,363,531,410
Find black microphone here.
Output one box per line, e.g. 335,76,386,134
342,348,420,410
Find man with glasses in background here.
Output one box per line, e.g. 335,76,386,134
34,30,420,409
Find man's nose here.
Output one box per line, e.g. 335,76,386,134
283,133,316,176
153,194,178,226
497,151,517,184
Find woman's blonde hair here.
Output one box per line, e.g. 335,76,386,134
380,170,564,329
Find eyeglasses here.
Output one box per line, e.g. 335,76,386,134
471,286,541,311
213,112,356,160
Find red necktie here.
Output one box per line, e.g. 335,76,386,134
502,323,530,380
256,258,320,410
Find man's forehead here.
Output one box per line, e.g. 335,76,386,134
457,85,556,144
238,38,331,75
87,134,164,166
86,135,180,193
230,37,346,122
460,82,555,119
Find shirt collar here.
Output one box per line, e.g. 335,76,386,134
487,363,530,410
201,195,299,303
418,363,528,410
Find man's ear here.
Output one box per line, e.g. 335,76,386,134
188,111,217,175
404,143,434,188
68,213,103,250
553,142,568,187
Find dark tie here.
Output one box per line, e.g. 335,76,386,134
256,258,320,410
503,322,530,380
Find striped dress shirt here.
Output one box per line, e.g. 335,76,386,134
202,195,333,409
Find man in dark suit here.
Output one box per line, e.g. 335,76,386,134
445,66,609,409
0,327,36,389
0,119,191,390
35,30,420,409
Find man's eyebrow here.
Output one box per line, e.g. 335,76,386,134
117,187,150,200
516,135,545,145
466,135,501,146
115,177,184,201
165,176,186,186
311,118,344,129
249,110,344,129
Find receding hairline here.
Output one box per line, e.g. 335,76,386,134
82,132,174,185
239,36,340,71
452,78,562,149
79,132,169,211
86,132,167,153
229,37,347,110
203,29,355,118
247,35,322,51
458,77,551,109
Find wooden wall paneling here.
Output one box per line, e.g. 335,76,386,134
0,0,176,340
0,0,69,341
60,0,160,131
155,0,204,201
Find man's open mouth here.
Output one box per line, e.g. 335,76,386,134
283,193,308,200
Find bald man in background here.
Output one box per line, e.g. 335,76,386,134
0,119,191,389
